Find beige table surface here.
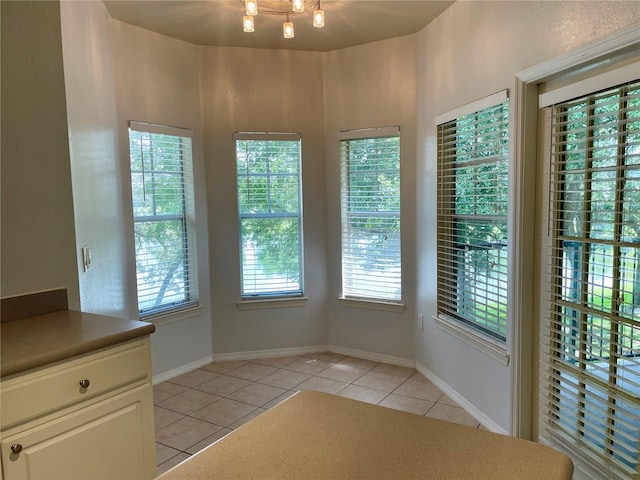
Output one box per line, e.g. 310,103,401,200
157,390,574,480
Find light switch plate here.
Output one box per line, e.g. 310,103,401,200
81,245,92,272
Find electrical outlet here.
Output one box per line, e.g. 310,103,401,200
417,313,424,331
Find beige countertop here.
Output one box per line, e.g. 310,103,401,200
1,310,155,378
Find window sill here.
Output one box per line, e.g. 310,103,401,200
237,296,309,310
142,304,202,326
433,314,510,366
339,297,405,313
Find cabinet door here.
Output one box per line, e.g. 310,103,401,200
2,385,155,480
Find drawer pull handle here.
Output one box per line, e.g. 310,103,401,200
79,379,91,389
11,444,23,454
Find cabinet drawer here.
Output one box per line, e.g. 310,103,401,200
1,339,151,428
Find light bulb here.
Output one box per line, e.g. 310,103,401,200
283,20,294,39
313,8,324,28
243,15,254,32
245,0,258,16
292,0,304,13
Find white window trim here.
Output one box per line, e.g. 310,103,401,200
235,132,304,298
130,121,191,138
339,297,406,313
338,126,402,304
145,304,202,326
539,60,639,107
337,126,399,140
434,314,510,366
236,296,308,310
233,132,301,141
435,90,508,126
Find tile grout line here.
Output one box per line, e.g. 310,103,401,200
154,354,480,474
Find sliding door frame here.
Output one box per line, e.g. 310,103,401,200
510,24,640,441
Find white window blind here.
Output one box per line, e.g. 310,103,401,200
128,121,198,317
539,79,640,480
436,94,509,341
235,133,303,297
339,127,401,302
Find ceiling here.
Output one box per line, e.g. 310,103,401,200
103,1,454,52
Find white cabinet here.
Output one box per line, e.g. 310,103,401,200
1,338,156,479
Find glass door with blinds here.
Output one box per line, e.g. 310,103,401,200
538,75,640,479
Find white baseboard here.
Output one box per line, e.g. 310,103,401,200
211,345,330,362
152,355,214,385
329,345,415,368
154,345,414,383
209,345,414,368
416,361,508,435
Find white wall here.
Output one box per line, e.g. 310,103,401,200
60,0,129,318
60,2,213,376
415,0,640,432
201,47,329,354
109,18,214,376
1,1,80,308
323,35,418,360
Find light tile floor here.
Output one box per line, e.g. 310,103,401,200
154,352,484,476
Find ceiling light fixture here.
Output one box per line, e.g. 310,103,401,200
292,0,304,13
283,13,294,38
245,0,258,16
243,15,255,32
240,0,325,39
313,1,324,28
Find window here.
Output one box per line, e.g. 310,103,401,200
128,122,198,317
539,78,640,479
436,92,509,342
235,133,303,297
339,127,401,302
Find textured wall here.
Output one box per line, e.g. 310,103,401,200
201,47,330,354
110,18,214,376
60,1,130,318
323,35,418,359
415,0,640,432
1,1,80,308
